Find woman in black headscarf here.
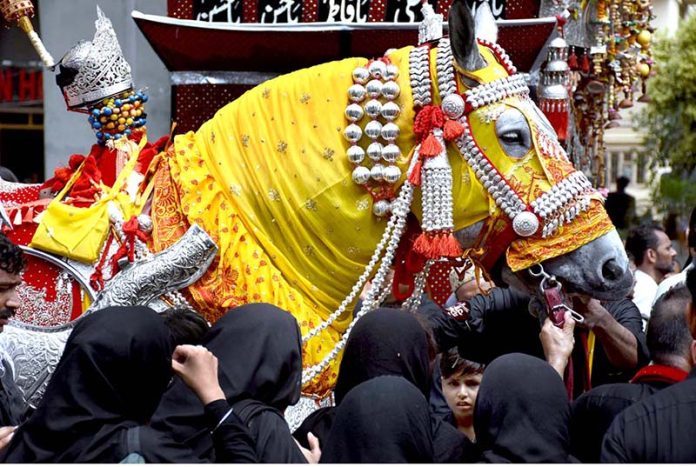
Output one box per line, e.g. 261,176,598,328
321,375,434,463
148,303,306,463
474,353,577,463
294,308,475,462
1,306,257,463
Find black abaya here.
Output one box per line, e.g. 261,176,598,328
148,303,305,463
321,375,434,463
474,353,576,463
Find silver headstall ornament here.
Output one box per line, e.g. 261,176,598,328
57,6,133,110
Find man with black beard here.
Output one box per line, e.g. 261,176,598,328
0,233,26,451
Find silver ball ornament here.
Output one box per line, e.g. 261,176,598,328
366,80,383,98
352,66,370,84
364,120,383,139
381,143,401,163
137,214,153,233
352,166,371,184
381,122,400,142
382,165,402,183
367,142,383,161
343,123,363,143
380,101,400,121
364,99,382,119
368,60,387,79
347,145,366,164
385,64,399,80
381,81,401,100
370,164,385,181
348,84,367,103
344,103,364,122
373,199,391,217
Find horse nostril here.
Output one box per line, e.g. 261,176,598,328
602,259,624,282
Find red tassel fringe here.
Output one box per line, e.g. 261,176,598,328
420,134,443,157
581,53,590,74
413,232,464,259
409,157,423,186
443,119,464,141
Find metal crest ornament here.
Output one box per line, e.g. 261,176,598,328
57,7,133,109
441,93,465,119
512,211,540,237
418,1,443,45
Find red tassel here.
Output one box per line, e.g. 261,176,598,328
581,53,590,74
568,49,578,70
441,232,464,257
409,157,423,186
541,100,569,141
413,233,437,258
443,119,465,141
420,134,443,157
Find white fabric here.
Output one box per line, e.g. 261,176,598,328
653,264,694,306
632,269,658,329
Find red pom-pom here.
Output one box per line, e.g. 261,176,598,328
68,154,85,171
414,106,436,140
430,107,445,128
420,134,443,157
443,119,465,141
54,167,72,182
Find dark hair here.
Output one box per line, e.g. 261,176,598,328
648,284,693,364
625,223,663,266
687,267,696,304
0,167,18,183
440,347,485,379
616,176,630,191
161,307,209,346
0,232,24,275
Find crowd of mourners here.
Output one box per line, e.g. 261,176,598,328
0,207,693,463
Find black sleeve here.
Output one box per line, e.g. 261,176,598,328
203,400,258,463
248,410,307,463
605,299,650,367
415,295,472,353
599,413,630,462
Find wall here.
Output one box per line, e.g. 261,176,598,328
39,0,170,177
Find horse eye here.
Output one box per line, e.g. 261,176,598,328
500,131,523,144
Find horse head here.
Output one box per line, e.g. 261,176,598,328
439,0,632,300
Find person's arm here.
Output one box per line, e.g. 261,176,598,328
0,426,16,452
539,311,575,377
574,297,639,369
172,345,258,463
600,415,630,462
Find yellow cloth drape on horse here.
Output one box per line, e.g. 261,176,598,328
150,47,491,397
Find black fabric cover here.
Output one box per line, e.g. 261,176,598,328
321,376,434,463
148,303,304,463
474,353,577,463
2,307,174,463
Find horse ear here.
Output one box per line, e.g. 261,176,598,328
474,2,498,44
448,0,486,72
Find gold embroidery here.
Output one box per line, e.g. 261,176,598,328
356,199,369,211
300,93,311,104
277,141,288,154
230,184,242,196
305,199,318,211
268,189,281,201
210,131,216,144
262,88,271,98
322,147,335,161
240,134,250,147
347,246,359,256
303,245,315,256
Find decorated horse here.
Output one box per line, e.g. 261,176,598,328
0,0,631,405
